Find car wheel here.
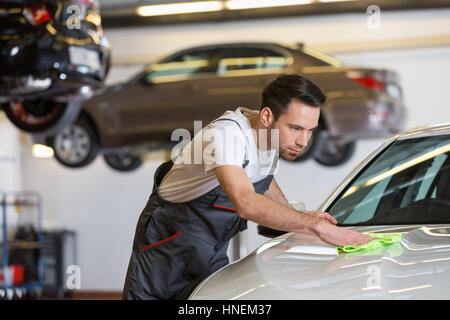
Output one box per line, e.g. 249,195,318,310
290,126,323,163
104,151,143,172
314,139,356,167
3,100,81,135
50,115,99,168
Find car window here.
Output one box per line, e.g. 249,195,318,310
327,134,450,225
146,48,219,83
217,47,288,75
301,45,342,67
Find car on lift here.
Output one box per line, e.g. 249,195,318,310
47,42,405,172
188,123,450,300
0,0,110,136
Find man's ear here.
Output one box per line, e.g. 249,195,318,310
260,107,274,127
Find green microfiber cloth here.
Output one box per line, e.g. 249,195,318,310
343,242,403,259
336,233,402,254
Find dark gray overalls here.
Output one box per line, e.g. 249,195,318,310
122,118,274,300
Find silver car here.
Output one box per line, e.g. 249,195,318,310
189,123,450,300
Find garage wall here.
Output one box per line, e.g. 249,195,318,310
0,113,21,191
18,8,450,290
106,8,450,66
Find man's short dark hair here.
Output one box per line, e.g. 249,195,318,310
261,74,327,121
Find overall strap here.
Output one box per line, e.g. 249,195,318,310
211,118,249,169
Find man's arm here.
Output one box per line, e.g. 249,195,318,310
214,165,373,247
264,178,338,225
264,178,291,207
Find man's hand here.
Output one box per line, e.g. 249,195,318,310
314,220,375,247
302,210,337,225
299,210,375,247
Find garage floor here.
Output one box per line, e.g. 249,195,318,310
64,291,122,300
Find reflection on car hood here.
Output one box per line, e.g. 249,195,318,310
189,225,450,300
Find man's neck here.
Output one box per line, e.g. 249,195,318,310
249,114,263,151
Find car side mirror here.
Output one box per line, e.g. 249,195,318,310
289,201,306,211
257,225,286,238
139,76,153,87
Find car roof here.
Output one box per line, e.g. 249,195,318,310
159,42,300,61
154,41,300,65
397,122,450,140
172,41,297,51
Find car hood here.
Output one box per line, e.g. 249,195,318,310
189,224,450,300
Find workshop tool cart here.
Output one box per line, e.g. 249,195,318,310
41,229,77,299
0,191,43,300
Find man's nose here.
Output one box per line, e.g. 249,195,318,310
295,131,309,148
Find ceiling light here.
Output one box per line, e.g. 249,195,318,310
32,144,54,158
136,1,224,17
318,0,356,2
225,0,312,10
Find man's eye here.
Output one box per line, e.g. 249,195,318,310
291,127,299,131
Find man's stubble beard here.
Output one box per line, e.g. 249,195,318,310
267,122,302,162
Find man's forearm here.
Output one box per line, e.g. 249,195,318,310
214,165,374,247
235,191,375,247
264,179,291,208
236,191,319,236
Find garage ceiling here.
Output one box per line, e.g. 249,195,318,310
98,0,450,28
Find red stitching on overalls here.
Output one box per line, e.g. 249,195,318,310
142,231,182,251
212,203,236,212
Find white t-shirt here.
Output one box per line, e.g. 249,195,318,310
158,107,279,203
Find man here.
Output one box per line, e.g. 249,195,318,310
123,74,373,300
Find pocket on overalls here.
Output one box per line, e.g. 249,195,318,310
130,229,190,299
212,194,237,212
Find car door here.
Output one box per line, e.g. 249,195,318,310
200,45,291,117
113,47,220,145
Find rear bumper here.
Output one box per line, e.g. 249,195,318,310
0,35,109,101
0,72,105,103
0,38,109,79
323,96,406,140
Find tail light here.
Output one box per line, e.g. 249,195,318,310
23,3,52,26
73,0,100,9
347,72,385,92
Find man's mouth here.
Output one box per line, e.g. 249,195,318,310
288,148,301,154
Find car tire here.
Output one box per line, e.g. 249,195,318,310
3,100,81,135
290,126,323,163
314,139,356,167
103,152,143,172
50,114,99,168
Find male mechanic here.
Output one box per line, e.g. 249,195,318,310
123,74,373,300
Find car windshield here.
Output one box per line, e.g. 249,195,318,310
327,134,450,225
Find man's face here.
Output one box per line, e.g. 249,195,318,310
268,99,320,161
